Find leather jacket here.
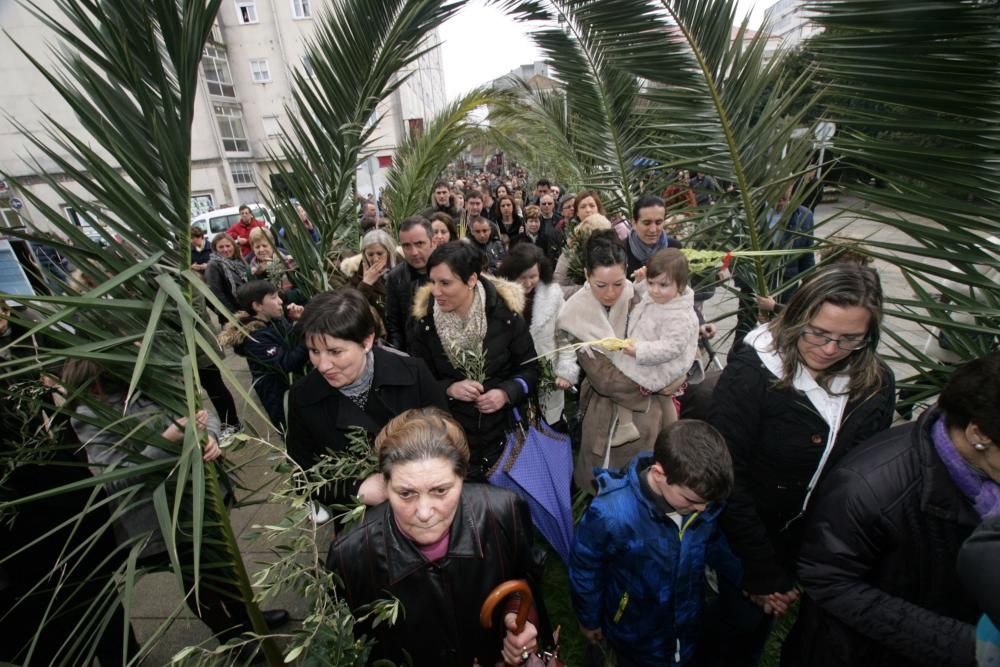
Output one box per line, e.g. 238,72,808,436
327,484,535,666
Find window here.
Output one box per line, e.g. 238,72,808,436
291,0,311,18
235,0,258,24
262,115,283,138
191,194,215,217
302,55,315,78
209,21,224,44
202,46,235,98
214,104,250,153
0,203,18,229
249,59,271,83
230,161,256,186
64,207,104,245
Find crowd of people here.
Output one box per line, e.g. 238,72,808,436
3,169,997,667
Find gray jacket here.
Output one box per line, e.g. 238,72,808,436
72,393,220,557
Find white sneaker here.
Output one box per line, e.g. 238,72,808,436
220,423,242,439
310,503,331,525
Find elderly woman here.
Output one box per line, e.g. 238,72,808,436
783,351,999,666
285,288,447,510
204,233,247,318
556,230,682,492
345,229,397,320
408,241,538,480
700,263,896,665
327,407,540,665
497,243,578,428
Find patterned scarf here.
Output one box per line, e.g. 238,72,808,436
339,350,375,409
433,281,487,375
209,252,247,296
931,415,1000,519
627,228,669,266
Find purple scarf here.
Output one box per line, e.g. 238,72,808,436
931,416,1000,519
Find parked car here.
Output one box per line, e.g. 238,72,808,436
191,203,272,243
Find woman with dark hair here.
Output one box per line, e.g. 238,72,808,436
498,243,578,427
488,183,511,223
700,263,896,665
428,211,458,248
556,230,682,492
407,241,539,480
496,195,525,247
327,407,540,665
204,233,247,318
786,351,1000,666
554,194,576,233
285,288,448,511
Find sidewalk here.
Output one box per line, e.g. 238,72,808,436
131,354,337,664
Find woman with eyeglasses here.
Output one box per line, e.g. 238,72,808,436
699,263,896,665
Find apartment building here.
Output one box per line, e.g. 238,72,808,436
0,0,446,234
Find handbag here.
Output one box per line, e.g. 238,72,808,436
480,580,564,667
488,379,575,565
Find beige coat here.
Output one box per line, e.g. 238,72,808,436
557,280,680,493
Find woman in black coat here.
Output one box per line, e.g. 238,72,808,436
786,351,1000,666
285,288,447,509
700,264,896,665
327,408,540,666
407,241,538,480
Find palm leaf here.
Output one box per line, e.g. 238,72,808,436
263,0,464,297
382,86,515,221
808,0,1000,389
0,0,284,663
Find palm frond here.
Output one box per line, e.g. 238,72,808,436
808,0,1000,385
382,86,515,221
265,0,464,296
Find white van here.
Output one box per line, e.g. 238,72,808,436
191,203,272,243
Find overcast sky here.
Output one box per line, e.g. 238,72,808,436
439,0,773,97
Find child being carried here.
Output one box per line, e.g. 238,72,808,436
611,248,700,444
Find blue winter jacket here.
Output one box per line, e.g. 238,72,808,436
569,453,739,666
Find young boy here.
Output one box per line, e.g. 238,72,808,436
569,420,736,666
218,280,307,429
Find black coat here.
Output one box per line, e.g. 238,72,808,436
384,261,428,351
959,515,1000,627
709,342,896,594
789,407,980,666
232,316,308,428
327,484,536,666
407,277,538,476
285,347,447,499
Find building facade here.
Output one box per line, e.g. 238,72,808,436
765,0,822,50
0,0,446,234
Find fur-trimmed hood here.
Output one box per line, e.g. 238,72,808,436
217,312,268,348
411,273,525,320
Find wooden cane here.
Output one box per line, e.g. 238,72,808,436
479,579,533,632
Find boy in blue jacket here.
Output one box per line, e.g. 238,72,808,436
569,419,737,666
218,280,308,429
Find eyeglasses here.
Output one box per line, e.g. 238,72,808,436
800,329,869,351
